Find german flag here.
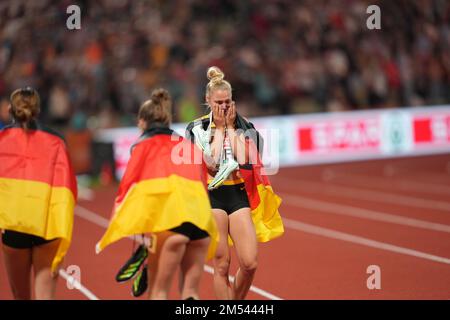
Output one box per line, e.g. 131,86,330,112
0,123,77,272
239,157,284,242
187,113,284,243
96,126,218,256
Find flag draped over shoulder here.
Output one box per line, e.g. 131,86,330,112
96,127,218,257
186,114,284,243
0,123,77,272
239,155,284,242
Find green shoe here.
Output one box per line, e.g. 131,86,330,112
208,159,239,190
132,265,148,297
115,245,148,282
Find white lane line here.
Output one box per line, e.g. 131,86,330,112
75,205,110,228
274,176,450,213
327,171,450,197
281,193,450,234
202,265,282,300
74,205,283,300
283,218,450,265
59,269,99,300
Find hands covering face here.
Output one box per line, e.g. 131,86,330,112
212,101,235,129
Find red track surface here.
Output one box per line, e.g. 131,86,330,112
1,154,450,300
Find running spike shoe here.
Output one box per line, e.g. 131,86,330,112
132,265,148,297
115,244,148,282
207,158,239,190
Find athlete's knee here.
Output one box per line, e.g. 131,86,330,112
214,254,230,276
240,257,257,275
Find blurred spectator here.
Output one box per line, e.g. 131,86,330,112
0,97,10,128
0,0,448,129
48,84,71,127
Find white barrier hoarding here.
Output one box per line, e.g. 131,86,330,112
95,123,186,179
250,106,450,167
95,105,450,179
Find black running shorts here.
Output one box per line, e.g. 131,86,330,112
208,183,250,215
170,222,209,241
2,230,56,249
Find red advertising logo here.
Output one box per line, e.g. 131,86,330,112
298,119,380,153
413,115,450,145
413,119,432,143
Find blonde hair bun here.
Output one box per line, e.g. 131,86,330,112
205,66,232,97
207,66,225,85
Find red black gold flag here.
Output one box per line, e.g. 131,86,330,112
239,138,284,242
0,124,77,272
96,127,217,256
